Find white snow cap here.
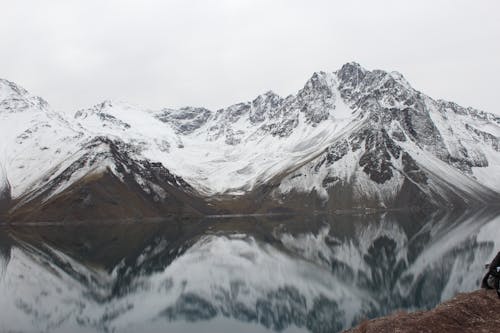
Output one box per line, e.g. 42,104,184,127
0,62,499,203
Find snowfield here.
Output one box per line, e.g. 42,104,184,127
0,62,499,209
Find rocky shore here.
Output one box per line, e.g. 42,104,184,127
345,289,500,333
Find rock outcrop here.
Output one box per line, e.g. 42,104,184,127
344,289,500,333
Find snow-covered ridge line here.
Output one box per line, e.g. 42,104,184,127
0,62,499,213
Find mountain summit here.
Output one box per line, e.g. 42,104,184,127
1,63,499,221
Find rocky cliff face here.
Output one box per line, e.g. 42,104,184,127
261,64,500,211
0,63,499,220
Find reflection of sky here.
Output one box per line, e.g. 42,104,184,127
0,209,499,333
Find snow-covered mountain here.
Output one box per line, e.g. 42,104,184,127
0,63,499,220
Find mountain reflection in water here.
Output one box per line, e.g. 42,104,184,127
1,208,499,333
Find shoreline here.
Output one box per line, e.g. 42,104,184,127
344,289,500,333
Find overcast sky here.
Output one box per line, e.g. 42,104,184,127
1,0,499,114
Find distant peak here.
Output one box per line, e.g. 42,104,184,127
251,90,282,105
335,63,415,91
340,62,366,73
263,90,279,97
0,78,50,112
337,62,367,84
74,100,115,118
342,61,364,69
303,71,336,90
179,106,212,112
87,100,137,112
259,90,282,101
97,100,114,109
0,78,30,99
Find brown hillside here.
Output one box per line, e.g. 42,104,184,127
344,289,500,333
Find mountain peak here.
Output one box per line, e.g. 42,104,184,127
336,62,367,87
74,100,113,119
262,90,280,98
339,61,366,73
0,78,29,99
74,100,142,119
252,90,282,104
302,71,336,93
0,78,49,113
1,65,500,221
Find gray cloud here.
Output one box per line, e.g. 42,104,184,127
1,0,499,114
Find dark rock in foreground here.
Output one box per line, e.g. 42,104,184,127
344,289,500,333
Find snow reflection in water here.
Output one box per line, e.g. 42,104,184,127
0,208,499,333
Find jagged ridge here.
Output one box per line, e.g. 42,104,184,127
0,63,499,220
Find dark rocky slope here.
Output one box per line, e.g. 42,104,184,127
7,137,210,222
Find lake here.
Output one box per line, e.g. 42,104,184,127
1,208,499,333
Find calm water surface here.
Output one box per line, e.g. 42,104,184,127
1,208,499,333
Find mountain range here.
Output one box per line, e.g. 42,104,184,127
1,62,499,221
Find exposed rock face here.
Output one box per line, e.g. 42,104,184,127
254,64,500,212
75,101,132,130
0,78,49,113
249,91,283,123
0,164,11,215
344,289,500,333
1,62,500,220
8,137,208,222
295,71,337,124
155,106,212,134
